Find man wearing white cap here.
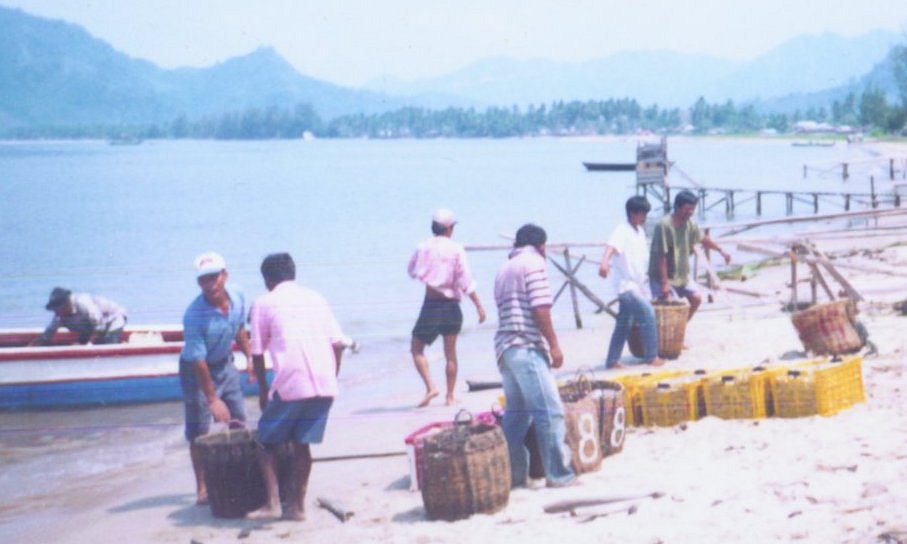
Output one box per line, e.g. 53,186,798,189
407,208,486,407
178,251,253,505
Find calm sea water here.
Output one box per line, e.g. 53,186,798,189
0,136,891,519
0,136,885,337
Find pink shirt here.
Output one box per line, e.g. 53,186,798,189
249,281,344,400
407,235,477,300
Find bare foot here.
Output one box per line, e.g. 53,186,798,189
417,390,439,408
195,491,209,506
648,357,666,367
282,508,306,521
445,395,457,406
246,504,282,520
607,362,627,370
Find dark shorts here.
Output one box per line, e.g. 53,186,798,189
411,296,463,345
180,357,247,442
257,395,333,445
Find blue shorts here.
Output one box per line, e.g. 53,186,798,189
180,357,247,442
257,395,333,445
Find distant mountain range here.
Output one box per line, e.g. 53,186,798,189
365,30,902,108
0,5,904,132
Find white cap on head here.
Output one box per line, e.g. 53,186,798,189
194,251,226,277
432,208,457,228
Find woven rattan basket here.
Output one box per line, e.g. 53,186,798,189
194,428,295,519
628,301,689,359
589,379,627,457
420,415,510,521
791,299,864,356
558,379,603,474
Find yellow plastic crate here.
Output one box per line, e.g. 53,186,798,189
770,355,864,417
613,369,688,427
702,371,768,420
639,376,702,427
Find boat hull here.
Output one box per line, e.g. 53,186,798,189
0,327,270,410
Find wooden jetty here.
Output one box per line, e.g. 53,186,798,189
628,138,902,218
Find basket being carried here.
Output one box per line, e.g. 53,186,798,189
628,300,689,360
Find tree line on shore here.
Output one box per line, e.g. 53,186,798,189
9,45,907,141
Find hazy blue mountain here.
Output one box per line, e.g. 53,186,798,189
0,6,411,129
753,46,904,115
365,30,902,108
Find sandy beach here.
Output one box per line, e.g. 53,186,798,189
4,158,907,543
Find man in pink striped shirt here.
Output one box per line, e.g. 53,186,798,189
248,252,345,521
407,208,486,407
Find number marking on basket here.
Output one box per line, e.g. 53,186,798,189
610,406,626,449
576,412,600,464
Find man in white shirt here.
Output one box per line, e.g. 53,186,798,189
407,208,486,407
599,196,664,368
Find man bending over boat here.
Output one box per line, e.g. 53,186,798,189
179,251,252,506
32,287,127,345
407,208,486,407
247,252,347,521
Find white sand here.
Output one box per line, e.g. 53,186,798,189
4,191,907,544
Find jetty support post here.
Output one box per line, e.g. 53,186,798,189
871,176,877,209
785,193,794,215
812,193,819,214
891,158,895,181
803,165,807,179
563,248,583,329
756,192,762,216
842,162,849,181
698,189,707,219
844,194,851,211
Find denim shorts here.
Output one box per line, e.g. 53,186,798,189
257,395,333,445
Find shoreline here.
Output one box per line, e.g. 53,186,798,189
3,217,907,542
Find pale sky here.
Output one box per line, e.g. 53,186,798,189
3,0,907,86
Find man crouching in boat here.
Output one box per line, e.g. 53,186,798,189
31,287,127,345
179,251,252,506
247,252,346,521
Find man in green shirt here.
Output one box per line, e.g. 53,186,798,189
649,190,731,321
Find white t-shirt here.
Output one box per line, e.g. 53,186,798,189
605,221,651,298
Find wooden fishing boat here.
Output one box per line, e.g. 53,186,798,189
0,326,267,410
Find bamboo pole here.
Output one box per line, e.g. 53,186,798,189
563,248,583,329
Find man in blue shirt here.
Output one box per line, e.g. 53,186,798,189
179,251,252,506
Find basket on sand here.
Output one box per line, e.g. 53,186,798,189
790,299,864,356
420,411,510,521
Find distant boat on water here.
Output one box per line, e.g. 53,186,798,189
582,162,636,172
791,140,835,148
108,136,144,146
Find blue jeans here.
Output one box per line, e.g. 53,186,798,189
606,289,658,366
499,346,575,487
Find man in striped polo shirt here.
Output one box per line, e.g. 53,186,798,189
494,224,575,488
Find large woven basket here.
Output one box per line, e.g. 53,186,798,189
589,380,626,457
791,299,864,356
558,381,603,474
420,416,510,521
628,301,688,359
194,428,295,519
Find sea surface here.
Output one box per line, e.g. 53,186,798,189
0,136,893,515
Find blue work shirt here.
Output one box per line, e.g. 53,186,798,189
180,284,246,366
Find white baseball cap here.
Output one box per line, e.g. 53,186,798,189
194,251,226,277
432,208,457,228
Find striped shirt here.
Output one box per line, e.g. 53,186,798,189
493,246,553,361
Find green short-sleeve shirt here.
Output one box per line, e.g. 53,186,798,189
648,215,702,287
